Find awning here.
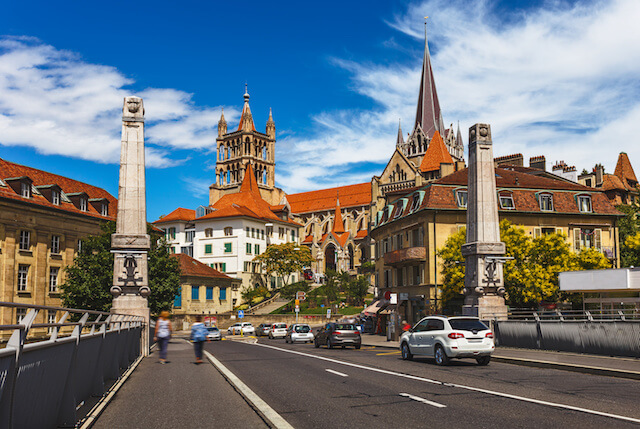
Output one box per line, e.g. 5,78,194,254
362,300,385,316
379,304,397,315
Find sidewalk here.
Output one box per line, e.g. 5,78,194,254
91,338,267,429
359,333,640,380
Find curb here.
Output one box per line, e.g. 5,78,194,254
491,356,640,381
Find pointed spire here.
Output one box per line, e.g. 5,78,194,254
218,107,227,137
332,191,345,234
240,162,260,195
267,107,274,124
456,121,463,148
414,18,445,139
237,84,256,132
396,119,404,146
420,130,454,173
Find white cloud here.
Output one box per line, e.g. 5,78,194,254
0,37,236,167
278,0,640,191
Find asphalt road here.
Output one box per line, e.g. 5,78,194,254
206,335,640,429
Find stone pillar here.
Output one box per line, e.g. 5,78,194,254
461,124,508,320
111,96,151,356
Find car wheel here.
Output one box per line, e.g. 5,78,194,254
314,339,319,348
434,345,449,366
401,343,413,360
476,356,491,366
269,334,273,339
327,338,333,349
355,344,361,350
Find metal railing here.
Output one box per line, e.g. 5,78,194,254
500,308,640,321
0,302,145,429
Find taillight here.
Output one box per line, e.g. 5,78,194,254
485,332,494,338
448,332,464,339
355,331,360,335
334,331,342,335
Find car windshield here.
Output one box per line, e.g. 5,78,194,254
273,324,286,329
449,319,488,331
294,325,310,333
207,327,218,332
334,324,356,330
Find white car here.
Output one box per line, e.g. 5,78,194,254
269,323,287,339
399,316,494,366
228,322,255,335
285,324,314,343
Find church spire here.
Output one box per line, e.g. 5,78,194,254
456,121,463,148
396,119,404,147
332,192,345,234
237,84,256,132
414,18,445,139
218,107,227,137
266,107,275,139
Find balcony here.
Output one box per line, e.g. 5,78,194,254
384,246,427,266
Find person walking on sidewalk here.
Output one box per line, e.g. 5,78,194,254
191,315,208,364
154,311,172,364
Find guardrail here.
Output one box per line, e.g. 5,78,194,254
499,308,640,321
0,302,145,429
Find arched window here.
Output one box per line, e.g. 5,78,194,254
263,169,267,184
226,169,231,184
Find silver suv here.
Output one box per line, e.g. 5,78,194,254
399,316,494,365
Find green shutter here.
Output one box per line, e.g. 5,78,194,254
205,244,212,254
224,242,232,253
255,244,260,254
246,243,252,254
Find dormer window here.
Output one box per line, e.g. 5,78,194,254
52,189,60,205
578,195,592,213
539,193,553,211
80,197,87,211
499,192,515,210
101,203,108,216
21,182,31,198
456,190,468,208
66,192,89,212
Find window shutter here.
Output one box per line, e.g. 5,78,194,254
533,227,541,238
556,227,563,235
595,229,602,252
573,228,581,252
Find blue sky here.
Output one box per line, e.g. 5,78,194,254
1,0,640,221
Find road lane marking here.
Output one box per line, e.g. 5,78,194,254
399,393,447,408
376,351,402,356
251,342,640,425
326,369,348,377
203,349,293,429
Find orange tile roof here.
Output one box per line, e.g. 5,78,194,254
154,207,196,223
0,157,116,220
172,253,234,279
331,231,350,248
332,199,345,234
302,234,314,244
601,174,626,192
420,130,454,172
198,163,300,226
287,182,371,214
355,230,368,239
613,152,638,189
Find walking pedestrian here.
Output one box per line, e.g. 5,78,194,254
154,311,172,364
190,315,208,364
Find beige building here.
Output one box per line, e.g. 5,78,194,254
171,253,241,316
0,157,117,326
370,165,622,324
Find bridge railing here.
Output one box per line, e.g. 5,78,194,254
0,302,145,429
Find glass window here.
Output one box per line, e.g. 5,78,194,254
186,230,195,242
251,228,255,238
206,286,214,300
168,227,176,239
539,194,553,211
205,228,213,237
21,182,30,198
410,194,421,212
191,286,200,300
80,197,87,211
255,244,260,254
101,203,108,216
261,230,265,240
51,235,60,254
246,227,250,236
246,243,252,254
499,195,515,210
291,230,295,241
456,190,468,208
219,288,227,300
224,227,233,236
426,319,444,331
19,230,30,251
224,243,232,253
17,265,29,291
16,308,27,324
413,319,430,332
578,195,592,213
48,310,57,334
205,244,212,254
78,239,83,253
449,319,488,331
49,267,59,292
52,189,60,205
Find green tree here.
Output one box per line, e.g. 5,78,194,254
321,269,340,303
253,242,314,287
344,275,370,306
61,221,180,315
438,220,610,308
279,280,311,300
617,203,640,267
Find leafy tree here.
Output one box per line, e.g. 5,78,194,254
344,275,370,306
617,203,640,267
321,269,340,303
253,242,314,287
62,221,181,315
279,280,311,300
438,220,611,308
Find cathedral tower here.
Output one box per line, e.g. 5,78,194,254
210,86,284,206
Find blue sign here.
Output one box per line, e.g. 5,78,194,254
238,310,244,319
320,304,325,308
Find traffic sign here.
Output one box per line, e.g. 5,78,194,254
295,304,300,312
326,309,331,319
295,299,300,306
296,291,306,301
238,310,244,319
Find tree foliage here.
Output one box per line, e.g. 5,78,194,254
438,220,611,308
61,221,181,315
253,242,314,286
279,280,311,300
344,275,370,306
617,203,640,267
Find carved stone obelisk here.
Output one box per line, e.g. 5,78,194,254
111,96,151,355
461,124,508,320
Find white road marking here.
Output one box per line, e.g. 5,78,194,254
399,393,447,408
251,342,640,425
326,369,348,377
203,349,293,429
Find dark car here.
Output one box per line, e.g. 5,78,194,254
314,322,361,349
256,323,272,336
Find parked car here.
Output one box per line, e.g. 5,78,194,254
269,323,287,339
206,326,221,341
285,324,314,343
227,322,255,335
227,323,242,335
314,322,361,349
256,323,272,336
399,316,494,366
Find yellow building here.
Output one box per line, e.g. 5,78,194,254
0,158,116,326
370,165,622,324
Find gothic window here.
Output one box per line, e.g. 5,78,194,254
226,169,231,184
263,169,267,184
